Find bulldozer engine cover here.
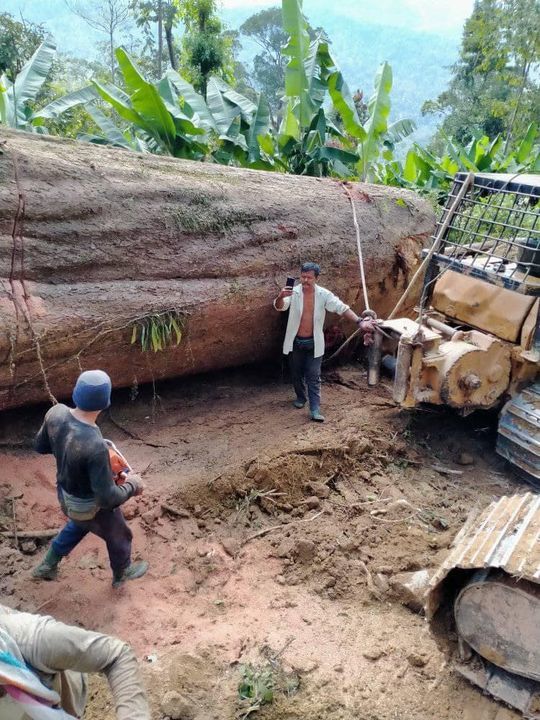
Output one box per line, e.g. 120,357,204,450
427,493,540,718
432,270,536,343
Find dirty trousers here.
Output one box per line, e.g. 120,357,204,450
0,604,150,720
290,336,322,411
52,508,132,573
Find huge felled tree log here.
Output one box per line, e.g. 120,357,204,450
0,129,435,411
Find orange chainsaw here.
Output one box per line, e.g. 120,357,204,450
104,439,131,485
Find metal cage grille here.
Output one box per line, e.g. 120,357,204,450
428,173,540,296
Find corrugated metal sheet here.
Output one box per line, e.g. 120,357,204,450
426,492,540,619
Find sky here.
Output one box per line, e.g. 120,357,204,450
220,0,476,34
4,0,477,38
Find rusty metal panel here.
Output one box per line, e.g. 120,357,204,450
432,270,536,342
426,492,540,619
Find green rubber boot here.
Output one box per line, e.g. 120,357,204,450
112,560,149,588
32,546,62,581
310,410,325,422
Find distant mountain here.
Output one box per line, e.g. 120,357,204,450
4,0,463,146
224,5,461,147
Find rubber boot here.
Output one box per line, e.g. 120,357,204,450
310,409,325,422
293,398,306,409
32,546,62,581
112,560,149,588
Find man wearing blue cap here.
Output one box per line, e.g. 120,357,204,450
31,370,148,588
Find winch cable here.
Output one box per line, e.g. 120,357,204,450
325,174,474,365
344,183,371,313
324,185,388,364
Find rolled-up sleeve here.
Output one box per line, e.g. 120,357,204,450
273,296,291,311
324,292,350,315
0,608,150,720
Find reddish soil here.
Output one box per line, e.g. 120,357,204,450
0,364,525,720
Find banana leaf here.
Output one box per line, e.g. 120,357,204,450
84,105,134,149
246,93,271,163
31,86,99,124
516,122,538,164
116,49,176,153
209,76,257,123
206,77,241,136
167,71,216,132
12,36,56,127
357,61,393,180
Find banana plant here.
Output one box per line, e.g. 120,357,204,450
277,0,362,176
82,48,272,166
392,122,540,198
0,37,99,131
0,36,57,129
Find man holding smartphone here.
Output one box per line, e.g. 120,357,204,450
274,262,375,422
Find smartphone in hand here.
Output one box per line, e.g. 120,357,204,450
285,276,295,288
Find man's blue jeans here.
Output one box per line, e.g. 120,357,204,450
52,507,132,573
290,337,322,411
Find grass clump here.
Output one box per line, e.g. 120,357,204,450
130,310,185,353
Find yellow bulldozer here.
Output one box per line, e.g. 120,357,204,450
380,171,539,481
378,172,539,717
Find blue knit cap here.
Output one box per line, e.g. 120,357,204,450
72,370,112,411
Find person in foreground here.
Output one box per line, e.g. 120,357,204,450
31,370,148,588
274,262,376,422
0,603,150,719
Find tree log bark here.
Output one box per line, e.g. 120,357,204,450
0,129,435,411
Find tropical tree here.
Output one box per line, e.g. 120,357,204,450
239,7,288,125
64,0,131,82
177,0,234,98
129,0,181,76
424,0,540,148
276,0,414,178
0,12,45,80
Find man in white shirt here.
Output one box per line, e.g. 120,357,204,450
0,604,150,720
274,262,375,422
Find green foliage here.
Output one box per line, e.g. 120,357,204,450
0,12,45,81
1,36,56,129
237,652,300,718
240,8,288,124
177,0,234,97
0,38,102,135
424,0,540,148
130,310,184,353
389,122,540,197
238,664,275,717
79,48,271,165
277,5,413,179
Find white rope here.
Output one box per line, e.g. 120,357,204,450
344,184,371,312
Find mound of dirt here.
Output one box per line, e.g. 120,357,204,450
0,366,525,720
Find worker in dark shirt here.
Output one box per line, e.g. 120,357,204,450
31,370,148,588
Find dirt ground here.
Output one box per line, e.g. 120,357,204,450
0,363,528,720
